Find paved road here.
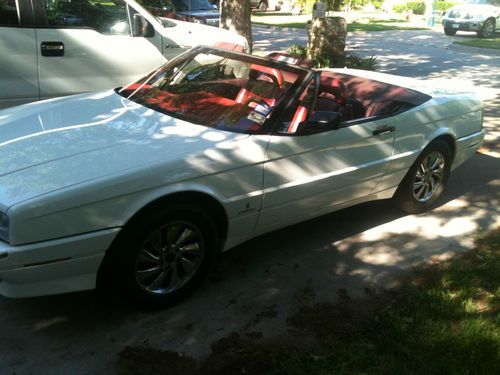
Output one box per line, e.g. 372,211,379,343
1,28,499,374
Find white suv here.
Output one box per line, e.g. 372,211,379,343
0,0,247,109
442,0,500,38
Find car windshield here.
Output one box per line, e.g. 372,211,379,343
119,49,305,134
172,0,213,11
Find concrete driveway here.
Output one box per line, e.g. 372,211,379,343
1,28,499,374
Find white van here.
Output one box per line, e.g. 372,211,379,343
0,0,248,109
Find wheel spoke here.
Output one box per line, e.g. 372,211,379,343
174,228,196,247
166,224,182,247
169,264,181,288
179,242,200,255
139,248,160,264
148,270,167,290
415,184,426,199
413,181,424,189
179,257,196,276
137,266,162,280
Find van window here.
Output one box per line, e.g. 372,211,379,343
42,0,131,35
0,0,19,26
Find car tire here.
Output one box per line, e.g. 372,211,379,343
477,18,495,38
110,205,218,308
259,1,268,12
394,140,452,214
444,27,457,36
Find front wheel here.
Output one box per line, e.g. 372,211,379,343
394,141,452,214
444,27,457,36
478,19,495,38
112,206,218,307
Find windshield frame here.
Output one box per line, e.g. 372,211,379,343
118,46,313,135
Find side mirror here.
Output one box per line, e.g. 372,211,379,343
296,111,342,135
132,13,154,37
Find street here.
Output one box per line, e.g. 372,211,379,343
1,27,499,374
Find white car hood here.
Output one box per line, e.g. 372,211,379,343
158,18,249,51
0,91,248,210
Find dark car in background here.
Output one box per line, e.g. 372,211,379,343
138,0,176,18
172,0,219,26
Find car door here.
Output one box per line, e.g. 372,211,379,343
35,0,167,99
258,78,395,229
0,0,38,109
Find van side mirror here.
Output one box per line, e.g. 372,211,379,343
296,111,342,135
132,13,154,37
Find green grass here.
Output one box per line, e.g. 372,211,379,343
268,228,500,375
454,38,500,50
251,14,427,31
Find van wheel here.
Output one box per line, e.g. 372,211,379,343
112,206,218,308
395,141,452,214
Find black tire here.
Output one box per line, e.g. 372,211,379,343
107,205,218,308
444,27,457,36
394,140,452,214
477,18,495,38
258,1,268,12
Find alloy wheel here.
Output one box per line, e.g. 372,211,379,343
135,221,205,295
412,151,445,202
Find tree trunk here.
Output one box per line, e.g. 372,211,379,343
219,0,253,53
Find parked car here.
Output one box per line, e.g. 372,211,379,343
137,0,176,18
0,0,247,109
171,0,219,26
0,47,484,306
442,0,500,38
250,0,282,12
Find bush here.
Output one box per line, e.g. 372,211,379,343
407,1,426,15
392,4,407,13
435,1,458,11
392,1,426,15
287,44,307,58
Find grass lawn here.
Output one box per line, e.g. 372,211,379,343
269,227,500,375
454,37,500,50
251,13,427,31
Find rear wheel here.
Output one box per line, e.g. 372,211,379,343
395,141,452,214
444,27,457,36
478,18,495,38
110,206,218,307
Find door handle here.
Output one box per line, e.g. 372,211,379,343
372,126,394,136
41,42,64,57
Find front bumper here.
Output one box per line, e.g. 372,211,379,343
0,228,119,298
442,18,484,32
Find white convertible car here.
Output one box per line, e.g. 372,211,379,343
0,47,485,306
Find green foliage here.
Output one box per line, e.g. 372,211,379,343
287,44,308,58
393,1,426,15
435,1,459,11
287,43,378,70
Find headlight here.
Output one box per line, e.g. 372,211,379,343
194,18,206,24
0,212,9,243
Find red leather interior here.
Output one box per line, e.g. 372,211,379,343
287,105,308,133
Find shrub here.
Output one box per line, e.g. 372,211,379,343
435,1,458,11
407,1,426,15
393,1,426,15
287,44,307,58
